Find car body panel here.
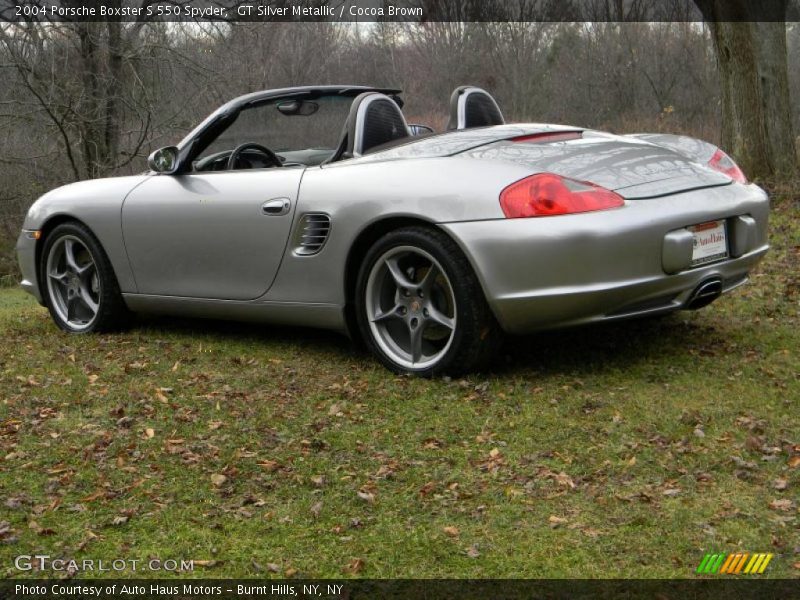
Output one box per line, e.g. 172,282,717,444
441,183,768,332
121,167,304,300
263,156,531,306
463,131,732,198
18,175,150,300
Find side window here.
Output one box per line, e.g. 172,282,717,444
193,96,352,171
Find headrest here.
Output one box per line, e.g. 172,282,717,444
447,86,505,130
348,92,410,156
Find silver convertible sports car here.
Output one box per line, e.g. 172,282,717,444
17,85,769,375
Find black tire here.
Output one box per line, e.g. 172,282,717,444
355,226,503,376
39,221,130,333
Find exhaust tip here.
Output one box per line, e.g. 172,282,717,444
686,278,723,310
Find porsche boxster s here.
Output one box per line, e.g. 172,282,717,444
16,85,769,375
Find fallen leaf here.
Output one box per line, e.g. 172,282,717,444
419,481,436,497
193,560,218,567
145,428,155,439
773,478,788,491
788,456,800,469
768,498,794,511
357,491,375,503
4,498,23,509
267,563,280,573
210,474,227,487
662,487,682,497
111,515,129,526
466,544,480,558
548,515,568,527
343,558,365,574
582,528,603,538
28,521,55,536
442,526,460,537
284,567,297,577
310,501,323,518
555,471,576,489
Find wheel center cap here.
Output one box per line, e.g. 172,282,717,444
410,300,421,312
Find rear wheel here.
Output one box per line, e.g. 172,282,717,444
355,226,502,376
40,222,129,333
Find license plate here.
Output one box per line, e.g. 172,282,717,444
690,220,728,266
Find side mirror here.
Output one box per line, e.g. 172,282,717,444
147,146,180,174
408,124,434,136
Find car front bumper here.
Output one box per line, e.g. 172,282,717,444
441,183,769,334
16,230,43,304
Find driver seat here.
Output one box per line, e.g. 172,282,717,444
328,92,410,161
447,86,505,130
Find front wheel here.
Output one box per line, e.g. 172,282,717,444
355,227,502,376
40,222,130,333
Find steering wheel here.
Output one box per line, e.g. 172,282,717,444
227,142,283,170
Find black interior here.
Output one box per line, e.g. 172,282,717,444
327,92,411,162
447,86,505,130
189,86,505,171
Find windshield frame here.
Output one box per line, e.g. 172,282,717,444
172,85,402,174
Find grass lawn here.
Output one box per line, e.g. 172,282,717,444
0,196,797,580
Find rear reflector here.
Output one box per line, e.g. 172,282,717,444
500,173,625,218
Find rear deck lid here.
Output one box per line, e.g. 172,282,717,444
463,130,731,199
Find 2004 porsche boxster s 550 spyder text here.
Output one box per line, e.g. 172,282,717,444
17,85,769,375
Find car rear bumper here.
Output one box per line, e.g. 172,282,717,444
16,230,43,304
441,183,769,334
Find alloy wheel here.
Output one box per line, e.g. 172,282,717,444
365,245,457,370
45,235,101,331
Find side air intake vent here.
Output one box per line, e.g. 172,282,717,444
295,213,331,256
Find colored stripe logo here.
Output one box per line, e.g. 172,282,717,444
696,552,773,574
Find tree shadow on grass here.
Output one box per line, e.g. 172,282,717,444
131,310,719,379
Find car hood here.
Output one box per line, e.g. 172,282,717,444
461,130,731,199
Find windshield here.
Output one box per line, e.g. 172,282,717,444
194,94,352,170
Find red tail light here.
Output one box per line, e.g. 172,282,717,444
499,173,625,218
707,148,747,184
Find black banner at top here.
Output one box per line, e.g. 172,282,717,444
1,0,800,23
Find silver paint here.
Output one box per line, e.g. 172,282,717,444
17,103,770,338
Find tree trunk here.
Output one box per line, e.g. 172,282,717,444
76,17,124,179
77,22,104,179
695,0,797,179
753,20,798,175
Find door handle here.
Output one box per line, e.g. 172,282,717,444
262,198,291,216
